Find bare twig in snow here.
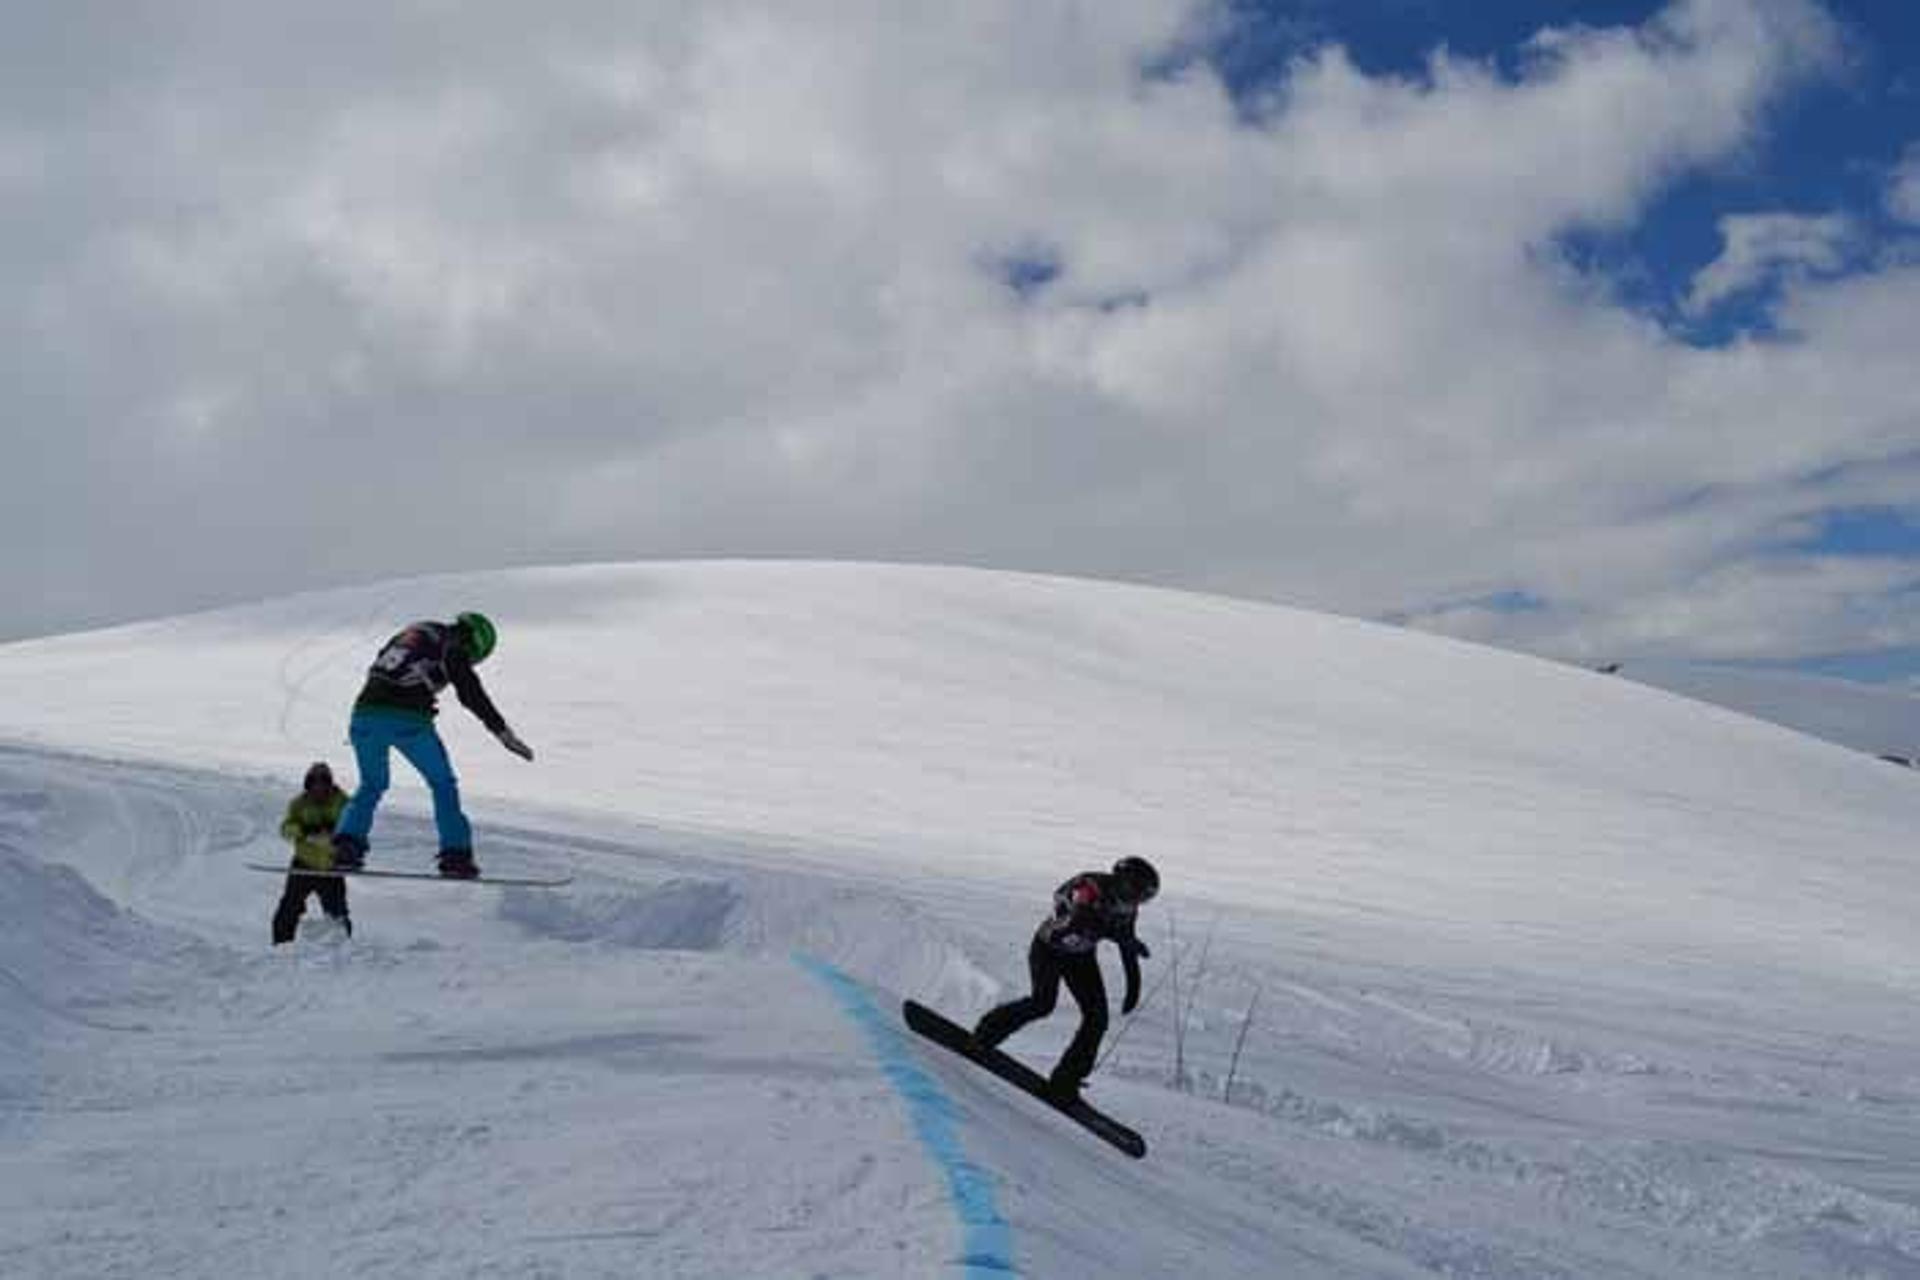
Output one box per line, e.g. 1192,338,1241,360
1224,987,1260,1106
1173,912,1221,1091
1168,910,1189,1088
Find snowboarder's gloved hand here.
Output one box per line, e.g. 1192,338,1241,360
496,727,535,761
1129,939,1151,961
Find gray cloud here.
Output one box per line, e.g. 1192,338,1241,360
5,0,1918,672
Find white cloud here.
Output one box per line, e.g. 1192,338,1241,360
1890,144,1920,224
5,0,1918,672
1683,212,1855,315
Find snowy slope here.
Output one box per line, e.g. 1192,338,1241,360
3,561,1919,1278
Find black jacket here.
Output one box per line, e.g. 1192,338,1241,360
1034,871,1148,1004
354,621,508,734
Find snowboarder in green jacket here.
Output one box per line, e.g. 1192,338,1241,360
272,761,352,944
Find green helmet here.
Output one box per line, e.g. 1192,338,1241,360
455,611,497,663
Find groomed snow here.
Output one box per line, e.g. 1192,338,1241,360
3,561,1918,1278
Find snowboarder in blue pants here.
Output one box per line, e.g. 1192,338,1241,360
332,612,533,879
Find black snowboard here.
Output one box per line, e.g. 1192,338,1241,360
244,862,570,887
902,999,1146,1158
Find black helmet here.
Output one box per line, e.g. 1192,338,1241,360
303,761,334,791
1111,856,1159,903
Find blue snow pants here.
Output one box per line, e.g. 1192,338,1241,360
335,707,473,852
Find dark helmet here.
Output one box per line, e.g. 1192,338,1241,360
455,611,497,663
303,761,334,791
1111,856,1159,903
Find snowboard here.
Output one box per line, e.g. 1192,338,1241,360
245,862,571,888
902,999,1147,1158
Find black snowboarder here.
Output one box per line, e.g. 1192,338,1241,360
973,856,1159,1099
272,762,352,945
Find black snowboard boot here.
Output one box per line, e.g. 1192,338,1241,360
437,848,480,879
331,833,367,871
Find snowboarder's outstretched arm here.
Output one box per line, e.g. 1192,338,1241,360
445,647,506,731
1117,923,1148,1013
446,648,533,760
1050,872,1150,1013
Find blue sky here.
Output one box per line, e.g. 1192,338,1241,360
3,1,1918,685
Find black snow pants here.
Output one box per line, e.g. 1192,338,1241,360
272,871,351,945
974,936,1108,1088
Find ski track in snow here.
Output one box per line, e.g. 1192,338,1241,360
3,563,1920,1278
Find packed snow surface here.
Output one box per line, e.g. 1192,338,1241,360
2,561,1917,1278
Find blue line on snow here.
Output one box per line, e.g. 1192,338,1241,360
795,955,1017,1277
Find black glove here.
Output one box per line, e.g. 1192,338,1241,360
496,727,535,761
1131,939,1151,960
